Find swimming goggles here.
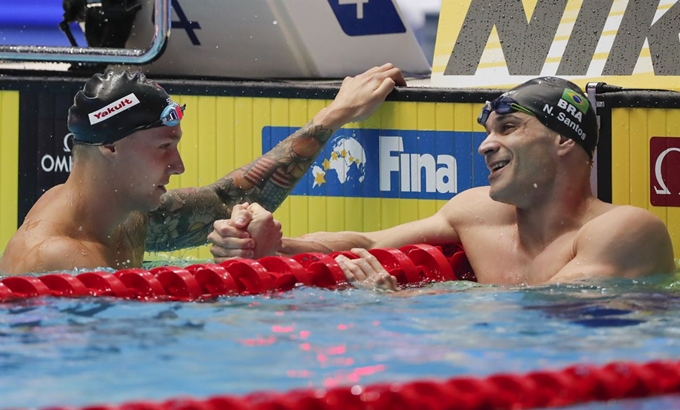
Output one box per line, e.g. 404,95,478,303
139,102,186,130
477,96,534,126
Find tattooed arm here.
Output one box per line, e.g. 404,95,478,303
146,63,406,252
145,121,333,251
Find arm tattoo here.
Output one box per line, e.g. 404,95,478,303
236,120,333,210
145,185,231,252
145,120,335,252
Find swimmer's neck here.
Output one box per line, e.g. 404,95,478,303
62,165,137,244
514,182,596,256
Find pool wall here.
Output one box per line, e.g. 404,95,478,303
0,76,678,261
605,91,680,261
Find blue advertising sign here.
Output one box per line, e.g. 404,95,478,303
0,0,84,46
262,127,489,200
327,0,406,36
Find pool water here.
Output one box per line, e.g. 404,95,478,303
2,274,680,409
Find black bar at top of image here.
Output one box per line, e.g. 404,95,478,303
0,72,501,103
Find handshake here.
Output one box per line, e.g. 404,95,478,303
207,203,399,292
208,203,283,262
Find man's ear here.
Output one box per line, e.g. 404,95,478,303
557,134,576,156
98,143,116,159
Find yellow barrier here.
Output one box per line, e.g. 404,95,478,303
0,91,19,253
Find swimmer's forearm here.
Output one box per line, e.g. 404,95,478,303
145,222,212,252
146,187,228,251
279,232,374,255
213,117,335,213
279,238,334,255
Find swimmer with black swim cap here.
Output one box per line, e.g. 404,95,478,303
68,70,185,145
477,77,598,158
0,63,406,275
251,76,674,287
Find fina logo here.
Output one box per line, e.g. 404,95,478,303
311,134,457,196
311,135,367,190
379,136,458,194
262,127,488,200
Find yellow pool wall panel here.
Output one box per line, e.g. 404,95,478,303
610,107,680,257
0,91,19,254
154,96,481,261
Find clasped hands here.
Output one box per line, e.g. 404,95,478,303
208,203,282,261
208,205,398,292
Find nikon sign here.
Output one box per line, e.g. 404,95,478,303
431,0,680,89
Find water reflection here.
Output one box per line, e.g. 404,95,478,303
1,276,680,408
522,275,680,328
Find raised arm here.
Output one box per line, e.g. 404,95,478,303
146,64,406,252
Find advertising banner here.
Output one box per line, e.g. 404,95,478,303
432,0,680,90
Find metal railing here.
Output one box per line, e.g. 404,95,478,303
0,0,170,64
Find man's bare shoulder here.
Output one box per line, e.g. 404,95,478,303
0,213,104,275
583,204,667,235
440,186,514,224
23,185,68,216
575,204,675,276
1,233,106,275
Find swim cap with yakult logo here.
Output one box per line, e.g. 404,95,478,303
68,69,185,145
478,77,598,158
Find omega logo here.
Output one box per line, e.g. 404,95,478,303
40,133,73,174
650,137,680,207
63,133,72,153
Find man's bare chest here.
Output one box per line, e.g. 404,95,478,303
461,227,578,285
108,223,147,269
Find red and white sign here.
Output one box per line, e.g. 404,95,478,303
88,93,140,125
650,137,680,207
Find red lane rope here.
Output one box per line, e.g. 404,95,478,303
8,247,679,409
41,359,680,410
0,244,474,302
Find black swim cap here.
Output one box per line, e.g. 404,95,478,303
68,69,184,145
478,77,598,158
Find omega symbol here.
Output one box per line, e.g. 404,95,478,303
653,147,680,195
650,137,680,207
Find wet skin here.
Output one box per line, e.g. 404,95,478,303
225,111,675,287
0,63,406,275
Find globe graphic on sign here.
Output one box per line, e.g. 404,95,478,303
311,136,366,190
